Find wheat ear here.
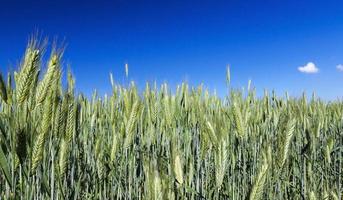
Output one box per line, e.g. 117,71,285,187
16,49,40,103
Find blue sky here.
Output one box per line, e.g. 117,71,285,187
1,0,343,99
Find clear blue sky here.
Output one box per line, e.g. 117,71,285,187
1,0,343,100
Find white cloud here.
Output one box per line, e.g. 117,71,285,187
336,64,343,72
298,62,319,74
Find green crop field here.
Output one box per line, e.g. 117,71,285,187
0,39,342,199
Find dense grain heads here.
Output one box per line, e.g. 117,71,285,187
0,38,342,200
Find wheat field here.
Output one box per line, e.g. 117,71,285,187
0,39,342,199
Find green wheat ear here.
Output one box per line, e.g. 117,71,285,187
173,153,183,187
0,73,7,103
65,101,76,142
123,100,139,149
110,126,119,163
248,147,270,200
215,139,228,189
58,138,68,178
277,118,296,168
233,102,245,139
35,53,60,105
16,48,40,103
31,92,53,173
206,120,218,145
226,64,231,86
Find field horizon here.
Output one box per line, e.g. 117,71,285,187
2,38,340,103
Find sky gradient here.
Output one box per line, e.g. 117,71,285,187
1,0,343,100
